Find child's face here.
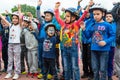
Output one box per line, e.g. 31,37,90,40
45,13,53,22
65,12,71,23
23,21,29,27
46,26,55,37
12,15,19,25
105,14,113,23
93,10,104,22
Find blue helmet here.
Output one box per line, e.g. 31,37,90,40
65,7,79,19
44,9,54,16
45,23,56,31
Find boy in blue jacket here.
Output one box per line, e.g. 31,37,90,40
81,4,115,80
105,10,116,80
36,0,61,79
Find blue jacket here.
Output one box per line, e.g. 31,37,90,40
83,21,115,51
82,16,95,44
109,22,116,47
36,6,61,39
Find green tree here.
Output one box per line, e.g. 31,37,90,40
11,4,36,17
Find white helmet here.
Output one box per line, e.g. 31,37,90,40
90,3,106,13
23,16,31,23
12,11,19,17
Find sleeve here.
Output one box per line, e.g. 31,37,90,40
54,9,65,27
36,6,44,24
104,24,115,44
75,11,88,26
6,15,11,23
31,21,39,35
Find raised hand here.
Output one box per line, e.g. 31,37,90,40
78,0,82,5
38,0,42,6
55,2,61,9
89,0,94,7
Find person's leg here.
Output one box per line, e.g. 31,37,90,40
114,47,120,79
91,51,100,80
108,47,115,79
7,44,14,74
13,44,21,75
70,45,80,80
62,47,71,80
81,43,89,78
21,46,25,72
43,58,49,79
55,47,60,71
27,50,32,73
2,45,8,71
31,49,38,73
100,51,109,80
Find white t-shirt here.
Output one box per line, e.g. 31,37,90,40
9,24,22,43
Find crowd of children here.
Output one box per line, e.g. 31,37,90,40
0,0,120,80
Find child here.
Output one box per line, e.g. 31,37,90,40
81,4,115,80
0,13,11,72
36,0,61,78
54,1,94,80
34,23,60,80
22,16,39,77
0,9,22,79
105,10,116,80
20,16,29,75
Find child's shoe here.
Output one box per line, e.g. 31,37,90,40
4,73,12,79
47,74,53,79
21,71,27,74
37,73,43,79
12,74,19,79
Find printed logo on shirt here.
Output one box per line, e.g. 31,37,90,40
43,39,53,51
92,26,106,43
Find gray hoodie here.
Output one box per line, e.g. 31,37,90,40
23,21,39,50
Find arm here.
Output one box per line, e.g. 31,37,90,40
54,2,65,27
36,0,44,24
0,14,10,27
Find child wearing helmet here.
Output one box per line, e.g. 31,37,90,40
33,23,60,80
21,15,39,77
0,5,22,79
81,3,115,80
36,0,61,79
54,0,94,80
20,16,30,75
105,10,116,80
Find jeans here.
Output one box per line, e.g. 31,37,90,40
91,51,109,80
62,43,80,80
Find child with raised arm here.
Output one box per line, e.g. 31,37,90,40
81,4,115,80
54,0,94,80
0,5,22,79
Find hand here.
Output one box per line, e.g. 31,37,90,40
78,0,82,5
5,10,9,15
98,41,106,46
18,4,21,11
38,0,42,6
79,21,85,30
29,25,34,31
55,2,61,9
88,0,94,7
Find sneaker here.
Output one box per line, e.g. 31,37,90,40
47,74,53,79
37,73,43,79
12,74,19,79
33,73,39,77
1,69,7,72
4,73,12,79
21,71,27,75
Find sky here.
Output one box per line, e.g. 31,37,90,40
0,0,120,13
